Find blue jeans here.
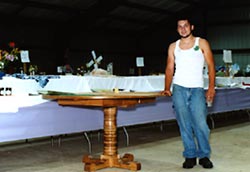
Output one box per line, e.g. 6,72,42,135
172,84,211,159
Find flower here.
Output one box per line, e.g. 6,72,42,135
0,42,20,70
9,42,15,48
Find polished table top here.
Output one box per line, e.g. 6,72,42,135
42,91,163,107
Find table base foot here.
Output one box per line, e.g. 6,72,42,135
83,153,141,172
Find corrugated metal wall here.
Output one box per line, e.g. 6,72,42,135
207,7,250,72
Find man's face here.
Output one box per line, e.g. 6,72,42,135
177,20,194,38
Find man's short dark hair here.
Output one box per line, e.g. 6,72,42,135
176,15,194,25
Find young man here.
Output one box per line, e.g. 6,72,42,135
161,17,216,169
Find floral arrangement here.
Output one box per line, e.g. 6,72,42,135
0,42,20,70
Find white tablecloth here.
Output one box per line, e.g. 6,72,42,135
2,75,250,95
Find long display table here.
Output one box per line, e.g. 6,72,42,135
1,75,250,143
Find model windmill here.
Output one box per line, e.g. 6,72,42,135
86,50,103,70
86,50,108,75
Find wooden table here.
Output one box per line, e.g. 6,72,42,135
43,91,162,172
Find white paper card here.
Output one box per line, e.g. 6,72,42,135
223,50,232,63
57,66,63,73
20,50,30,63
136,57,144,67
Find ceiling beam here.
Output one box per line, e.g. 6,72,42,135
106,14,158,25
175,0,201,6
0,11,62,26
67,0,121,27
0,0,80,15
120,0,174,15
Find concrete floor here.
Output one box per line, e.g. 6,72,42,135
0,117,249,172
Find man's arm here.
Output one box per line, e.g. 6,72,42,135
200,38,216,101
162,43,175,96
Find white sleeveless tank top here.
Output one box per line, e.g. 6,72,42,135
173,37,205,88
